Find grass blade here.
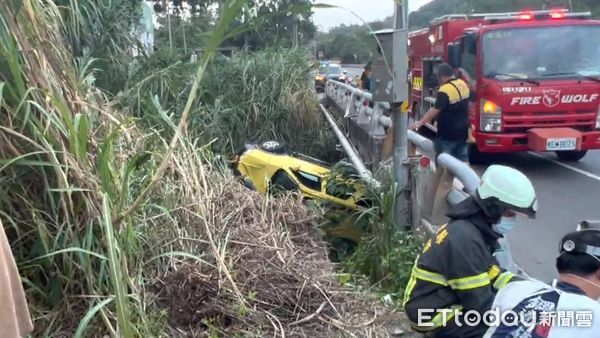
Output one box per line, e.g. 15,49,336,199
101,193,134,338
73,298,114,338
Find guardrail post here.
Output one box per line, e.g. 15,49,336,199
345,92,357,118
357,99,370,125
369,103,386,138
336,86,344,106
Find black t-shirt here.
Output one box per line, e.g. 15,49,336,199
434,79,471,141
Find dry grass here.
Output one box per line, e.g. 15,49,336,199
143,151,406,336
0,1,414,336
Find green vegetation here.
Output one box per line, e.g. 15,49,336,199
318,164,424,304
124,46,338,159
315,17,393,64
153,0,317,52
1,0,411,336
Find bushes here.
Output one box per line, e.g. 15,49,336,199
0,0,400,336
319,166,424,302
127,47,339,160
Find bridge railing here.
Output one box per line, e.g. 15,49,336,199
323,80,524,274
323,79,476,229
325,80,392,137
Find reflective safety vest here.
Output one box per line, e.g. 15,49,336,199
403,219,517,335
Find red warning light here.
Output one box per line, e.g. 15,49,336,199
550,11,565,19
519,13,533,20
419,156,431,168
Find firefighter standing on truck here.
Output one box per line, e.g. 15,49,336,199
403,165,538,338
410,63,474,162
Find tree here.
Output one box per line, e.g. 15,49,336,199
152,0,317,51
315,17,395,64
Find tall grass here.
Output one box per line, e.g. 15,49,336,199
204,48,337,158
125,47,340,160
0,0,408,335
0,0,246,335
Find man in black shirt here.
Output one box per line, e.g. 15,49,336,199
410,64,472,162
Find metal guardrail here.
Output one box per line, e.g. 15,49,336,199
325,80,391,137
323,80,524,275
318,104,374,183
324,79,480,220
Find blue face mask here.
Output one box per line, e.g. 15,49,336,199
493,216,517,235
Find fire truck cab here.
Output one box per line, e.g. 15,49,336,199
409,9,600,162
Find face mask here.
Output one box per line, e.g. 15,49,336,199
564,253,600,302
492,216,517,235
564,273,600,302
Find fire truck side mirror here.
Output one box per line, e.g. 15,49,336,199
448,43,461,68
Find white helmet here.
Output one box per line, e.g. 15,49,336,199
476,165,537,219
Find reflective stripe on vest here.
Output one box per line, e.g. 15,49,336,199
402,266,447,307
448,272,491,290
488,264,501,281
493,271,514,290
413,267,448,286
404,264,503,307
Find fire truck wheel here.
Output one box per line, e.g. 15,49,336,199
468,143,488,165
556,150,587,162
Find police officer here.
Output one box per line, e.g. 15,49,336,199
403,165,538,337
484,225,600,337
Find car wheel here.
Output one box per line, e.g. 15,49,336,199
260,141,286,154
556,150,587,162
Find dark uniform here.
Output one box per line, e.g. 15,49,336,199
434,78,472,162
403,197,517,338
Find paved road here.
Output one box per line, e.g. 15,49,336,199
472,150,600,283
339,63,600,283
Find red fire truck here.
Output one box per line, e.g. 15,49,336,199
408,9,600,163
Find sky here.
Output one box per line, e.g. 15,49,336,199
313,0,433,31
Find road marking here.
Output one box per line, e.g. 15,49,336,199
528,152,600,182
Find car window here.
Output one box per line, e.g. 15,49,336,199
293,170,322,191
270,170,298,193
327,65,342,75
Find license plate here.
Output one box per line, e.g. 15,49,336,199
546,138,577,151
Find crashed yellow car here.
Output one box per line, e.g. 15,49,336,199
230,141,368,244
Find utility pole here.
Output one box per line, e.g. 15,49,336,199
293,15,300,48
167,4,173,49
392,0,410,229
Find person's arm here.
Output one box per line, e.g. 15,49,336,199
445,235,497,312
409,91,448,130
